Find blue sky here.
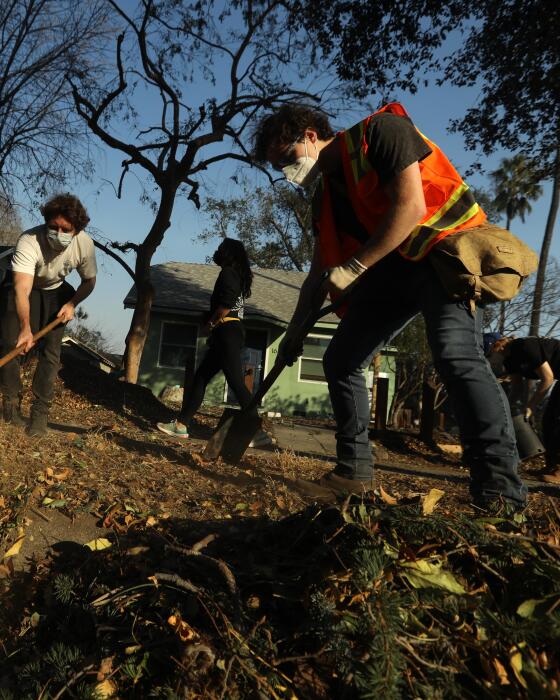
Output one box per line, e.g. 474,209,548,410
18,61,558,353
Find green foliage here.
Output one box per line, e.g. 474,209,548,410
201,181,314,271
298,0,559,171
1,501,559,698
490,155,543,228
54,573,77,605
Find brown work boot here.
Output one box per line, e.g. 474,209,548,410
2,397,25,427
27,403,49,438
295,470,375,502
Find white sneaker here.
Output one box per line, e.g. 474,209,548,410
248,430,274,448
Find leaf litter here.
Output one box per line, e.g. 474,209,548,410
0,360,558,698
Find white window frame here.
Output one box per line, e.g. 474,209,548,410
298,332,331,384
157,320,198,369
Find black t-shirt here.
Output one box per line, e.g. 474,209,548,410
319,112,432,241
210,265,244,318
504,337,560,379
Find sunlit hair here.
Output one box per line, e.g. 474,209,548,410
252,103,335,163
40,193,90,232
217,238,253,299
491,336,515,353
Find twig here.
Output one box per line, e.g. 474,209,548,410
166,543,237,595
219,655,236,700
51,664,95,700
192,533,216,552
29,506,50,522
154,572,200,594
396,637,459,674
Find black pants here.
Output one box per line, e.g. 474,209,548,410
180,321,253,423
543,381,560,470
0,282,74,410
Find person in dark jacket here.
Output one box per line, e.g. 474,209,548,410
157,238,269,446
488,335,560,483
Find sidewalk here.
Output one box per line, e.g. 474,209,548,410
269,422,560,496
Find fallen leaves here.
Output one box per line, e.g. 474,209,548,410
422,488,445,515
2,528,25,560
84,538,112,551
399,558,466,594
167,613,198,642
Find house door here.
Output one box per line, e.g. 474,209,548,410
226,329,267,404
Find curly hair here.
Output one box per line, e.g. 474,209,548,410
252,103,335,163
40,193,90,232
218,238,253,299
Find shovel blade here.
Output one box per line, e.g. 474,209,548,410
203,408,263,463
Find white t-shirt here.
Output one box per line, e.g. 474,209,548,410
11,225,97,290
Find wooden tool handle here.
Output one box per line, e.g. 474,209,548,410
0,317,64,369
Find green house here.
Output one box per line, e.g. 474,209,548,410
124,262,395,418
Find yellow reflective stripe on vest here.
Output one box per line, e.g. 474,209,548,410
344,121,372,183
401,183,481,261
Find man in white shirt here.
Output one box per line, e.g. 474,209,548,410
0,193,97,436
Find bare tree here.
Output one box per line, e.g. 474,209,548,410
0,198,22,245
70,0,320,382
0,0,110,198
483,257,560,338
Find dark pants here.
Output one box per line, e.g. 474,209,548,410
0,282,74,410
323,252,527,506
543,381,560,470
180,321,253,423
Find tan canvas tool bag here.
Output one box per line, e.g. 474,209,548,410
428,222,538,312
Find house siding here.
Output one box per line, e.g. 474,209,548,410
139,311,395,419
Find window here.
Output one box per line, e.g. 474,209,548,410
299,334,331,383
158,322,198,370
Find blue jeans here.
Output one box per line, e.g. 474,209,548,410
323,253,527,506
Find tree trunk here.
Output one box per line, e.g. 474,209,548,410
529,146,560,336
123,186,177,383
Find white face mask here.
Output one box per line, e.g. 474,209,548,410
46,228,74,251
282,138,320,187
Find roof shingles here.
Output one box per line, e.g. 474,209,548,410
124,262,338,326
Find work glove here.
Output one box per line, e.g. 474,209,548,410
327,257,368,294
278,322,304,367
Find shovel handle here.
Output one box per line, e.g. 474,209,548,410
246,275,346,409
0,317,64,369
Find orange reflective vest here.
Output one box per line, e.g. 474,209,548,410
316,102,486,276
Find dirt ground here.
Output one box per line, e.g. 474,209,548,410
0,358,557,563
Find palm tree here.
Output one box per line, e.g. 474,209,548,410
529,147,560,336
490,155,543,333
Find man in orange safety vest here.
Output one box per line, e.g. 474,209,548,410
252,102,526,511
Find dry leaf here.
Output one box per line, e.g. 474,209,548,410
0,495,5,508
422,488,445,515
379,485,398,505
3,531,25,560
94,679,117,698
492,658,510,685
168,613,198,642
510,646,527,688
97,656,114,681
54,468,72,481
126,545,150,556
84,538,112,551
145,515,157,527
